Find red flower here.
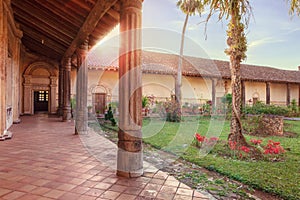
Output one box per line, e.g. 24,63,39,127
229,141,237,150
195,133,205,142
240,146,250,153
250,139,262,145
210,137,219,141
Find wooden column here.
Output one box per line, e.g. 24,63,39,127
75,39,88,134
50,76,57,114
117,0,143,178
298,84,300,107
0,2,8,137
62,58,72,121
211,79,216,109
58,65,64,116
241,80,246,108
12,36,22,123
266,82,270,105
286,83,290,106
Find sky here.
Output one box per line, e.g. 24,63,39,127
100,0,300,71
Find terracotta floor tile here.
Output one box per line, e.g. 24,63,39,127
0,188,12,196
109,184,128,192
94,182,113,190
17,184,37,192
123,187,142,195
160,185,177,194
116,193,136,200
100,190,121,199
156,192,175,200
174,194,193,200
0,115,208,200
71,186,91,194
177,188,193,196
43,189,65,199
2,191,26,200
15,194,40,200
85,188,105,197
139,189,158,199
31,179,51,187
58,192,82,200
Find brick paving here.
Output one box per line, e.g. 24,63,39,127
0,114,209,200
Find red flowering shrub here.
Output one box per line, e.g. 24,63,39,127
250,139,262,145
264,140,285,155
240,146,250,153
194,133,218,148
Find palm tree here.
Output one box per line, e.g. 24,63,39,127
203,0,251,147
289,0,300,15
176,0,206,120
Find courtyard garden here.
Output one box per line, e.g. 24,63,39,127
95,112,300,200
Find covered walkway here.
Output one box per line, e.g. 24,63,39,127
0,114,208,200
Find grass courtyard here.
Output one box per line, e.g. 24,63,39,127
97,116,300,199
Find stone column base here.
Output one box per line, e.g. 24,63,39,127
117,148,143,178
0,131,13,141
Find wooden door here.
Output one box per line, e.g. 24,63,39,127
93,93,106,114
34,91,49,112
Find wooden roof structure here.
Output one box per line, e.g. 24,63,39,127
88,50,300,84
11,0,120,62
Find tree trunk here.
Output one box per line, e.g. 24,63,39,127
228,55,247,146
175,14,189,120
227,4,248,147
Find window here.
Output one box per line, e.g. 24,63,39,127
38,91,48,102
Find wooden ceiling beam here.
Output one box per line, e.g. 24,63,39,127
107,8,120,21
31,0,83,28
63,0,118,59
12,2,77,40
13,11,73,45
21,26,67,54
22,37,62,60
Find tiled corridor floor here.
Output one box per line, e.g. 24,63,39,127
0,114,209,200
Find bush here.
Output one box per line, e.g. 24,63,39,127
243,101,289,116
105,104,116,126
163,100,181,122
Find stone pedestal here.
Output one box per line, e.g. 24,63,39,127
117,0,143,178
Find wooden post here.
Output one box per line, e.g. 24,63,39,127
58,65,64,116
75,39,88,134
211,79,216,109
12,35,22,123
0,2,8,138
117,0,143,178
62,58,72,121
286,83,290,106
266,82,270,105
298,84,300,107
241,80,245,108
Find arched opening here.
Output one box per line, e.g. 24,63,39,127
23,62,57,115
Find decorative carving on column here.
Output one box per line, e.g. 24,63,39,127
266,82,270,105
62,58,72,121
50,76,57,114
286,83,290,106
23,75,32,114
117,0,143,178
75,38,89,134
58,65,64,116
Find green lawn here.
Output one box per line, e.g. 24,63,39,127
142,117,300,200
